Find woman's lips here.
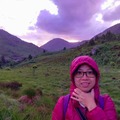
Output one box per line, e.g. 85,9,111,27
81,82,90,87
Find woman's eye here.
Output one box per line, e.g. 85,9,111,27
77,71,82,74
88,71,93,74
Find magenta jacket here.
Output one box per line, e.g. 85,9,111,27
52,56,117,120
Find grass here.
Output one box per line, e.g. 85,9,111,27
0,62,70,119
0,62,120,119
0,40,120,119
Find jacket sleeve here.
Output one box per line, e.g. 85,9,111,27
86,94,117,120
52,96,64,120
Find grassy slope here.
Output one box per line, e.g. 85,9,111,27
0,40,120,119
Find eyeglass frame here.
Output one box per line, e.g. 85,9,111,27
74,70,96,78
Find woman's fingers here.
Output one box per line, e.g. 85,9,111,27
71,93,82,102
71,90,83,102
71,95,79,101
72,91,79,98
71,88,95,108
74,88,82,94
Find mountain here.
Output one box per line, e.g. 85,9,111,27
40,38,86,52
0,29,43,62
97,23,120,36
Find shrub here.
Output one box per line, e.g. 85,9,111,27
23,88,36,99
0,81,22,90
116,57,120,64
110,62,115,67
103,57,109,65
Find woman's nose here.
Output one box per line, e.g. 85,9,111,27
82,72,88,79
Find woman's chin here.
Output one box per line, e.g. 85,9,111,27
80,88,92,93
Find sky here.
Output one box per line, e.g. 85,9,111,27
0,0,120,47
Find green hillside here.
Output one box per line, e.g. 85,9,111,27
0,36,120,119
0,29,43,64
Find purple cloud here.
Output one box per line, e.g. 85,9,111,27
35,0,104,40
36,10,73,34
103,4,120,21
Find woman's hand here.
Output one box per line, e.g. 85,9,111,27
71,88,97,111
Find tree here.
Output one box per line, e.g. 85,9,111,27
1,55,6,64
63,47,66,50
89,39,95,46
43,49,46,53
28,54,32,60
105,31,116,41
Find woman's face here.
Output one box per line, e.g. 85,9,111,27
74,64,96,92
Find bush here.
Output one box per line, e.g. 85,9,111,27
0,81,22,90
103,57,109,65
23,88,36,98
110,62,115,67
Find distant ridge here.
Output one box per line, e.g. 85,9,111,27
40,38,85,52
0,29,43,61
0,23,120,62
41,23,120,52
97,23,120,36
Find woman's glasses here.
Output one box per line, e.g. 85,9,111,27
75,70,95,78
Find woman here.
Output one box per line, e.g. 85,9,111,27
52,55,117,120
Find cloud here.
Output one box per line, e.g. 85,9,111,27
35,0,105,40
103,4,120,21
